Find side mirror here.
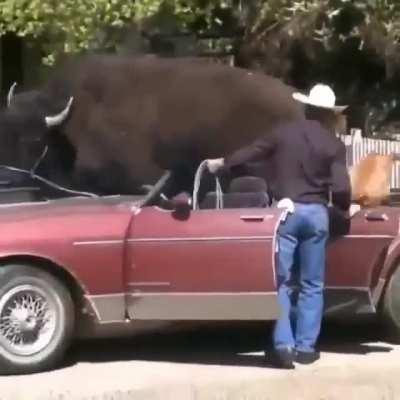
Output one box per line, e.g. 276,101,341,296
170,192,191,220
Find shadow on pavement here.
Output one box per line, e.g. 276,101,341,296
63,320,394,370
319,319,393,355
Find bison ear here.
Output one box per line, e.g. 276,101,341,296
45,96,74,128
7,82,17,107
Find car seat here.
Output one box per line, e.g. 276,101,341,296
200,176,270,209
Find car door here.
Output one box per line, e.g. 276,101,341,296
125,206,284,320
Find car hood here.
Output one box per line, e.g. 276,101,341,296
0,196,140,246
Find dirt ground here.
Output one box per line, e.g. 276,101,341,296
0,321,399,400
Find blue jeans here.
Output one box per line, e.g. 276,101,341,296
273,203,329,353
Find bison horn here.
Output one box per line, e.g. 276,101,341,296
45,97,74,128
7,82,17,107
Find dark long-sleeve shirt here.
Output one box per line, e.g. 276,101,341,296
224,119,351,211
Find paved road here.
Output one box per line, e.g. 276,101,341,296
0,321,399,400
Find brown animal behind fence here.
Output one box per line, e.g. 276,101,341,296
350,153,400,207
338,134,400,189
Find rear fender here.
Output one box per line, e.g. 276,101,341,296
372,236,400,305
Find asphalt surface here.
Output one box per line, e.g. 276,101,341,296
0,321,399,400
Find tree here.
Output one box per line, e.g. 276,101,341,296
236,1,400,81
1,0,400,85
0,0,156,64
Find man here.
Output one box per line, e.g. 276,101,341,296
207,84,352,369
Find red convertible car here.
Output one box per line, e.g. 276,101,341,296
0,174,399,375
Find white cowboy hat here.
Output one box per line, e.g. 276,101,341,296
292,84,348,112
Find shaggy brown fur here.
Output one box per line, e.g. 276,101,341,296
40,55,305,193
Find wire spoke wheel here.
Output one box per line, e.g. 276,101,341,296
0,285,57,356
0,264,74,375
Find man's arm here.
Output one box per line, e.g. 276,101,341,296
331,144,351,211
223,132,277,170
207,131,277,174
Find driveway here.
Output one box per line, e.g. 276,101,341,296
0,321,399,400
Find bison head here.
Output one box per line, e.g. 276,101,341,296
0,83,74,173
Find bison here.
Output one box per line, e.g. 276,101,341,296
2,55,305,197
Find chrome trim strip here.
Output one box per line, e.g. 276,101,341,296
341,235,395,239
272,213,284,287
73,240,124,246
127,236,274,243
128,282,171,287
324,286,369,291
367,289,376,313
129,291,277,296
73,235,393,246
132,207,141,215
154,207,173,213
88,287,369,297
89,292,126,298
288,285,370,292
84,295,101,320
372,278,386,306
240,214,274,220
75,236,277,246
0,200,50,208
92,320,129,325
324,287,375,314
126,292,279,320
86,286,377,324
324,300,359,314
388,238,398,256
398,216,400,236
85,293,125,323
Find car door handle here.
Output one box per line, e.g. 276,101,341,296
240,215,266,222
365,211,388,221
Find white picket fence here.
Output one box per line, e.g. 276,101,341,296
338,132,400,189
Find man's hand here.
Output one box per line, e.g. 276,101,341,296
329,203,361,221
206,158,225,174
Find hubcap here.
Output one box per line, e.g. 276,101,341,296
0,285,57,356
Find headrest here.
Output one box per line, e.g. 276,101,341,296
228,176,267,193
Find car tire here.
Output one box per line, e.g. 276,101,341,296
0,264,75,374
382,266,400,343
